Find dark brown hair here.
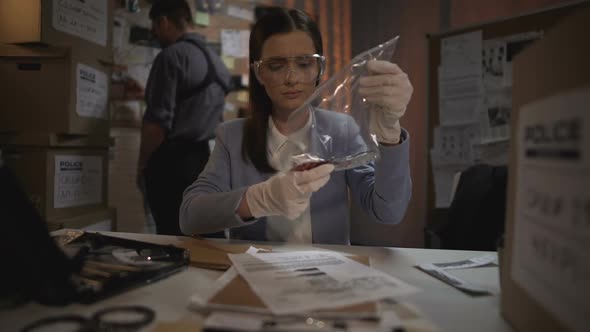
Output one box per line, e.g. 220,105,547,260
149,0,193,29
243,7,323,173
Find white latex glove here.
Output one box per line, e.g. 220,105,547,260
359,60,413,144
246,164,334,220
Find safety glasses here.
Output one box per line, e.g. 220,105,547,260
252,54,326,86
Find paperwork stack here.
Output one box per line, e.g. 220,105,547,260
192,249,438,332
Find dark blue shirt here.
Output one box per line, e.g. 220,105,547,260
144,33,231,142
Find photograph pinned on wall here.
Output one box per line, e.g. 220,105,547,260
482,39,506,92
480,91,511,143
482,31,544,90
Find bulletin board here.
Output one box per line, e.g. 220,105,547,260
424,0,590,244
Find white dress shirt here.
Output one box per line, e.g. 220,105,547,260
265,114,313,243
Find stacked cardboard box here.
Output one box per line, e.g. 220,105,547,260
0,0,114,229
1,146,109,221
502,6,590,332
0,0,113,137
46,208,117,232
108,128,145,232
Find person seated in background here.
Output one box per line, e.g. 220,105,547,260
180,7,413,244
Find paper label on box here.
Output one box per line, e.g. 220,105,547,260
76,64,108,119
52,0,108,46
511,87,590,332
54,155,103,208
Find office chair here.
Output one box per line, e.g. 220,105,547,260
430,164,508,251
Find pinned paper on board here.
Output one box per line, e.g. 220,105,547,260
441,30,482,67
227,5,254,21
221,56,235,70
431,30,543,207
221,29,249,58
194,11,210,26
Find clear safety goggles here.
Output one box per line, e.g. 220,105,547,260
252,54,326,86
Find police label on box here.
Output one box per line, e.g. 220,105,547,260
77,63,108,119
52,0,108,46
54,155,103,208
512,86,590,332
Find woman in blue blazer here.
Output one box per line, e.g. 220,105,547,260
180,7,413,244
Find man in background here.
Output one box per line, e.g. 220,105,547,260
138,0,231,235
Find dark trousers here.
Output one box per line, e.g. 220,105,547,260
144,139,221,236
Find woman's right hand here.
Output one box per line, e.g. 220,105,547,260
241,164,334,220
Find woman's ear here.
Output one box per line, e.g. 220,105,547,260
251,64,264,86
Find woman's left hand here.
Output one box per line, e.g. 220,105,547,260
359,60,413,144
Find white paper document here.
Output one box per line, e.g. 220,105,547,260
438,64,482,100
221,29,249,58
52,0,108,46
441,30,482,67
416,254,497,295
416,263,493,295
430,150,468,208
438,64,482,126
54,155,103,208
434,123,481,163
425,253,498,271
438,95,480,126
228,251,419,315
76,64,108,119
511,87,590,332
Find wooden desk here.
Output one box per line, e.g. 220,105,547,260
0,231,512,332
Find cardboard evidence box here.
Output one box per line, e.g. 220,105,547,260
501,6,590,332
0,43,111,136
0,131,112,148
0,0,113,52
1,146,109,220
47,208,116,232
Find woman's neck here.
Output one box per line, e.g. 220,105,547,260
271,108,310,136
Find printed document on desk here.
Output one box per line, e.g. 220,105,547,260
227,251,419,315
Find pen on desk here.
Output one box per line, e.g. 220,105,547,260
81,265,112,278
76,276,103,291
85,260,141,272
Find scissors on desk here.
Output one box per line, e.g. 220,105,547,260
20,305,154,332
